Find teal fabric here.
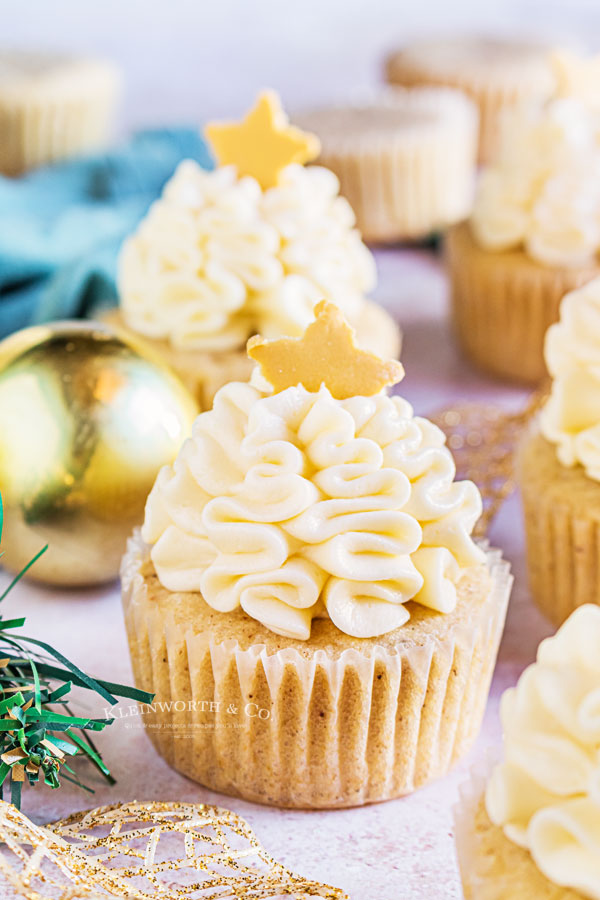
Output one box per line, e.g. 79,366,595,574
0,129,213,338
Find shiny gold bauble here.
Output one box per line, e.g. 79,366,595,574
0,321,198,587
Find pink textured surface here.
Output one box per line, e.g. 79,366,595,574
0,248,556,900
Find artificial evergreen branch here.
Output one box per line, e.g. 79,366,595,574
0,494,153,807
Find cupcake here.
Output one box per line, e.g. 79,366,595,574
295,89,478,243
518,275,600,626
121,301,512,809
109,91,401,410
0,50,120,176
447,52,600,383
455,604,600,900
385,36,555,163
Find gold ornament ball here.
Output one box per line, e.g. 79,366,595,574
0,321,198,587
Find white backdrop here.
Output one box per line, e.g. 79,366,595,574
2,0,598,132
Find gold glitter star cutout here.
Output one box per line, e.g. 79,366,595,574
204,90,320,189
247,300,404,399
552,50,600,110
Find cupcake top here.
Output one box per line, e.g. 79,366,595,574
142,301,485,641
540,275,600,479
118,91,376,353
486,604,600,900
470,52,600,267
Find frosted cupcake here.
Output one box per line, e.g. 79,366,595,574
447,52,600,383
0,50,120,175
518,276,600,626
386,36,555,163
455,604,600,900
121,301,512,809
110,91,401,409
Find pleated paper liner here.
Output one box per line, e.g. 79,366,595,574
0,798,347,899
453,763,584,900
121,533,511,809
446,222,600,383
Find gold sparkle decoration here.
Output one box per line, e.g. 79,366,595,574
248,300,404,399
431,390,546,536
205,90,321,190
0,799,348,899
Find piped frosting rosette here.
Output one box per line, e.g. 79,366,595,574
118,92,376,353
484,605,600,899
142,301,484,640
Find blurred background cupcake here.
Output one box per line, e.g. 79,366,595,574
108,91,402,408
296,88,478,243
385,36,556,163
446,51,600,383
455,605,600,899
518,276,600,626
0,50,120,175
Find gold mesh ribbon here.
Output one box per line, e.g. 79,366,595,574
0,799,347,899
431,390,546,536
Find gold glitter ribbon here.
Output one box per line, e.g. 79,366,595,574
0,799,348,899
431,390,546,535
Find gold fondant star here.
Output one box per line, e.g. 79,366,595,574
204,90,320,190
552,50,600,109
247,301,404,399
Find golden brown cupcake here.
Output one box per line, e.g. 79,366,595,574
455,605,600,899
518,276,600,625
296,89,478,243
0,50,120,175
447,53,600,383
386,36,555,163
112,90,401,409
121,301,512,808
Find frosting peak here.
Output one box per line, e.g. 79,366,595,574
540,276,600,480
118,161,375,351
486,604,600,899
143,381,484,640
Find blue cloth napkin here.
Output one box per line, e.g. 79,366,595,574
0,129,213,338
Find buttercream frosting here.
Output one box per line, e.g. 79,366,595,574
143,381,484,640
471,96,600,267
540,276,600,480
118,161,375,351
486,604,600,899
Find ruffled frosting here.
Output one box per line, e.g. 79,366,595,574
486,605,600,899
471,97,600,267
118,162,375,351
540,276,600,480
142,381,484,640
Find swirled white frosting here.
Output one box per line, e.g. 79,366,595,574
118,162,375,351
540,276,600,480
486,604,600,899
142,381,484,640
471,97,600,267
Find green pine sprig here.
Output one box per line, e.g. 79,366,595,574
0,493,153,807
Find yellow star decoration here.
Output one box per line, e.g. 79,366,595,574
552,50,600,109
204,90,320,190
247,300,404,400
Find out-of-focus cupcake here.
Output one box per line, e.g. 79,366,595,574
447,52,600,383
108,91,401,409
295,88,478,243
455,604,600,900
121,301,512,809
0,50,120,176
518,276,600,625
385,36,556,163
